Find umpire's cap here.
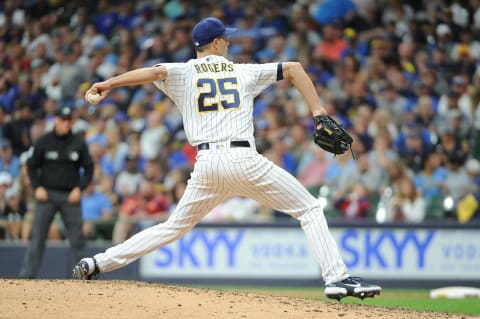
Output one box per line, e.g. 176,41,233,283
55,106,73,119
192,17,237,47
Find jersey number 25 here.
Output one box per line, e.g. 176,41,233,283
196,77,240,112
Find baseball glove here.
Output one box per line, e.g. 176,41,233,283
313,114,353,156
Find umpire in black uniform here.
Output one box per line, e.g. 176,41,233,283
19,106,94,278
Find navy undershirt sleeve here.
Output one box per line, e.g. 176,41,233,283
277,63,283,81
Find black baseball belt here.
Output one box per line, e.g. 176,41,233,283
197,140,250,151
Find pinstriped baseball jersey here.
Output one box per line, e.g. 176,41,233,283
153,55,279,145
77,15,382,295
93,56,350,286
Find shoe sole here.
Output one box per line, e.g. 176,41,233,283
72,267,86,280
325,287,381,301
326,289,381,301
72,263,91,280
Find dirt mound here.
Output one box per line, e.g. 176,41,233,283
0,279,470,319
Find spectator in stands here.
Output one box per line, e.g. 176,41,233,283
428,46,453,94
102,123,129,178
456,158,480,223
338,81,376,120
414,95,436,130
15,75,46,112
86,113,108,150
298,145,329,189
323,152,355,195
350,105,374,152
143,158,165,185
385,160,413,195
257,3,289,35
140,109,169,160
112,179,169,244
336,151,385,200
436,119,469,167
288,124,310,165
381,0,414,36
413,151,448,200
447,108,471,143
168,26,195,62
398,40,417,82
0,80,15,114
313,23,348,69
221,0,246,26
470,70,480,157
415,69,441,102
437,82,472,129
98,174,119,210
88,141,109,182
81,180,114,240
0,172,13,239
340,29,369,63
367,108,399,142
443,151,473,202
167,178,187,214
334,182,370,220
287,9,321,65
367,130,398,183
390,177,426,223
466,158,480,189
395,126,433,173
2,186,26,241
113,153,143,201
0,139,20,178
264,131,297,175
378,83,408,125
58,43,87,107
135,33,172,68
2,101,34,156
0,105,6,141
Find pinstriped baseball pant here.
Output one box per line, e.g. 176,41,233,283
94,145,349,284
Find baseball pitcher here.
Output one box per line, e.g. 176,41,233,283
73,17,381,301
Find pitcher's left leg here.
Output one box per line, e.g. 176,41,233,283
237,156,348,284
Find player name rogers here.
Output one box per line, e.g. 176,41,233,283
195,62,234,74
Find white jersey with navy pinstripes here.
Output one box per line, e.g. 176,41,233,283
153,55,279,145
93,55,350,286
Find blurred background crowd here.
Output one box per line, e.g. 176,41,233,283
1,0,480,243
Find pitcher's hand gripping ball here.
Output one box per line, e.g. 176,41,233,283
86,92,102,105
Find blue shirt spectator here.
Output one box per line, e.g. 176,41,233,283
81,181,114,239
81,188,113,222
413,167,448,199
0,139,20,178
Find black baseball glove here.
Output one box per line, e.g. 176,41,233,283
313,115,353,156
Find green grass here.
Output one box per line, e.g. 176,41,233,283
191,286,480,316
323,289,480,316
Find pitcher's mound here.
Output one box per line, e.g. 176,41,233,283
0,279,457,319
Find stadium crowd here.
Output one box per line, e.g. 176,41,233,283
1,0,480,242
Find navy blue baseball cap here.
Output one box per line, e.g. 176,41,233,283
192,17,237,47
55,106,73,118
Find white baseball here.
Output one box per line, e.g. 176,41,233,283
86,92,102,105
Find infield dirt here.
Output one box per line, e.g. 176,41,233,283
0,279,476,319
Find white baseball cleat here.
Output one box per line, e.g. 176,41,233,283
325,277,381,301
